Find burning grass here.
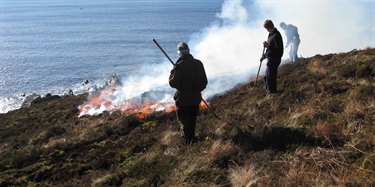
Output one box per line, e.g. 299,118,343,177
0,48,374,186
78,84,210,120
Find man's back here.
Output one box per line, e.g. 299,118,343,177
286,24,299,40
169,54,207,106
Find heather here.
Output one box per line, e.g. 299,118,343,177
0,48,374,186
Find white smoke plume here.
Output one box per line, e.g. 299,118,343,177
79,0,374,116
190,0,374,97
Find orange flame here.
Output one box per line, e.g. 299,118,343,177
79,89,116,115
78,85,209,119
199,100,208,109
79,88,177,119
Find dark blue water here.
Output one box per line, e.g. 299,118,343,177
0,0,223,113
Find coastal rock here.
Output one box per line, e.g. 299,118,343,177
20,93,41,108
31,94,61,105
20,93,62,108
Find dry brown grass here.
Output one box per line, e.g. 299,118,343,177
229,163,260,187
308,58,327,75
256,146,375,186
0,48,374,186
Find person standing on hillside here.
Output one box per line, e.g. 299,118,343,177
169,42,208,145
261,19,284,95
280,22,300,62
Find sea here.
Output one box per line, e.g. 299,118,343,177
0,0,224,113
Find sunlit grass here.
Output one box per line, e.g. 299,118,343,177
0,48,374,186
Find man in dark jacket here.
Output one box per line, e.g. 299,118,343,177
261,19,284,94
169,42,208,145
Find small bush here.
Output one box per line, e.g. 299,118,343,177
314,122,344,146
358,85,375,96
124,155,177,186
325,99,345,113
339,64,356,78
281,89,306,103
322,81,351,95
356,64,373,78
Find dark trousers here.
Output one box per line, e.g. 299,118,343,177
176,104,199,144
264,57,281,94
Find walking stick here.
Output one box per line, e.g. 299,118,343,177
153,39,221,120
254,47,266,88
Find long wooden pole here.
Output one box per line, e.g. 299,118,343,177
254,47,266,88
153,39,175,66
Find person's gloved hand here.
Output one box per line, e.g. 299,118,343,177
260,55,266,62
170,64,178,74
263,41,269,48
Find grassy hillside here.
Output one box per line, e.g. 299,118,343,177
0,48,374,186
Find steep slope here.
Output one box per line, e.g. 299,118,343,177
0,48,374,186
